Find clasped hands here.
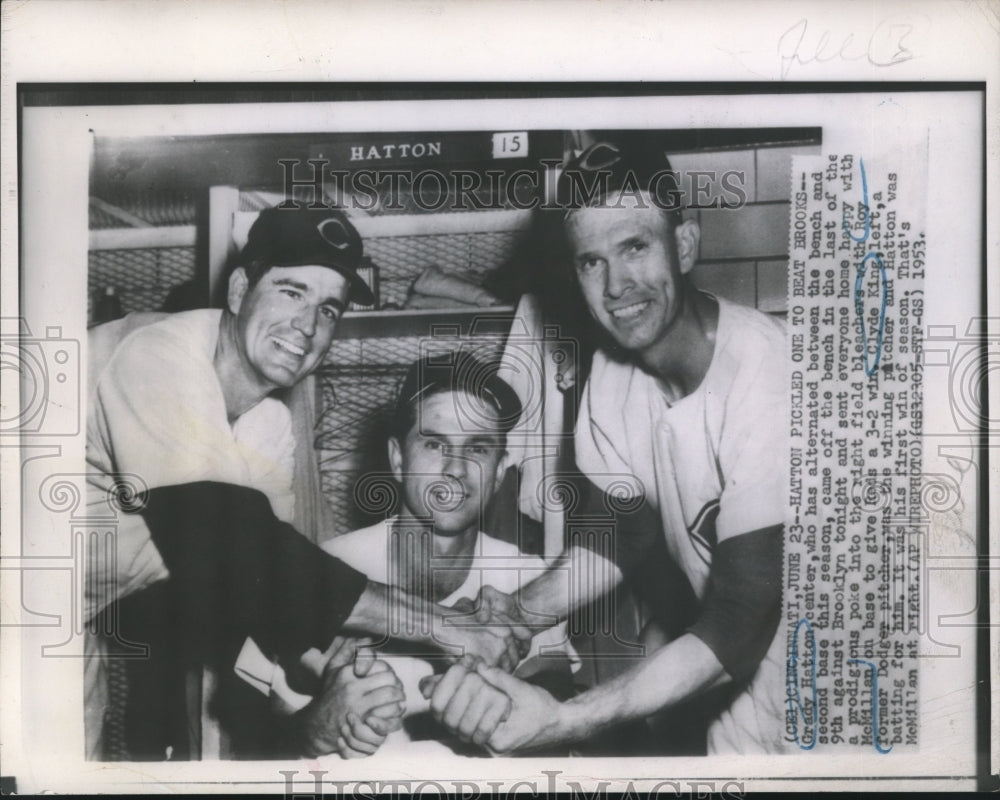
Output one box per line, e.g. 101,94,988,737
302,586,558,757
299,636,406,758
422,586,563,753
438,585,538,672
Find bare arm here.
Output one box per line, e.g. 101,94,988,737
550,633,726,740
341,582,531,671
477,544,624,630
475,633,727,753
475,526,783,752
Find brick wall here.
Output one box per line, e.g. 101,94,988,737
671,144,821,314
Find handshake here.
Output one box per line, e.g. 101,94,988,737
441,583,554,671
298,586,564,758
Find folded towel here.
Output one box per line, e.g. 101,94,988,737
410,264,502,307
404,293,481,310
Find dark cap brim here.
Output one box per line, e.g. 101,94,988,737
267,256,375,306
335,266,375,307
242,206,372,305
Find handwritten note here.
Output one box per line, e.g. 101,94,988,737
785,149,927,751
777,18,915,79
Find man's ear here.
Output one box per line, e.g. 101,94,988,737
675,219,701,276
387,436,403,483
227,267,250,314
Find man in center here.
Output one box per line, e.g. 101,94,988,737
239,353,576,757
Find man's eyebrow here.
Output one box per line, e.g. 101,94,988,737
574,249,601,263
617,234,648,250
414,426,445,438
271,277,310,292
467,434,503,446
415,428,500,443
271,277,346,311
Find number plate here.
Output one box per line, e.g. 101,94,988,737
491,131,528,159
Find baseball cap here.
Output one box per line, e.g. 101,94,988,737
241,207,375,306
394,352,523,437
556,140,684,215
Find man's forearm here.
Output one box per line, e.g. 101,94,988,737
554,633,728,741
341,582,443,645
342,582,525,670
517,544,624,627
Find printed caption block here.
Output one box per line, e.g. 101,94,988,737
786,150,927,752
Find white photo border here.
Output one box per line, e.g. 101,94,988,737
1,1,997,794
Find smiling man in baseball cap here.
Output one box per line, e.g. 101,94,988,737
217,207,373,408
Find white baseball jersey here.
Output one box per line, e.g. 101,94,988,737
575,296,789,753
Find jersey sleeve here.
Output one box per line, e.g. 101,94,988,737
139,481,369,664
692,322,786,679
573,360,637,488
92,325,255,491
687,525,783,682
232,398,296,524
714,352,787,542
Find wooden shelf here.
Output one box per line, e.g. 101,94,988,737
335,306,515,339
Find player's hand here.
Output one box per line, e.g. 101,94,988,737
476,585,539,658
441,585,536,668
481,584,554,638
334,708,400,758
299,650,404,758
288,635,374,695
447,596,477,615
473,661,563,754
324,635,375,673
444,620,523,673
420,657,512,747
336,695,405,758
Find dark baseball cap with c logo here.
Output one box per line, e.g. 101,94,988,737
557,140,684,217
241,207,374,306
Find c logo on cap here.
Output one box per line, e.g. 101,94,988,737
317,217,352,250
576,142,623,172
